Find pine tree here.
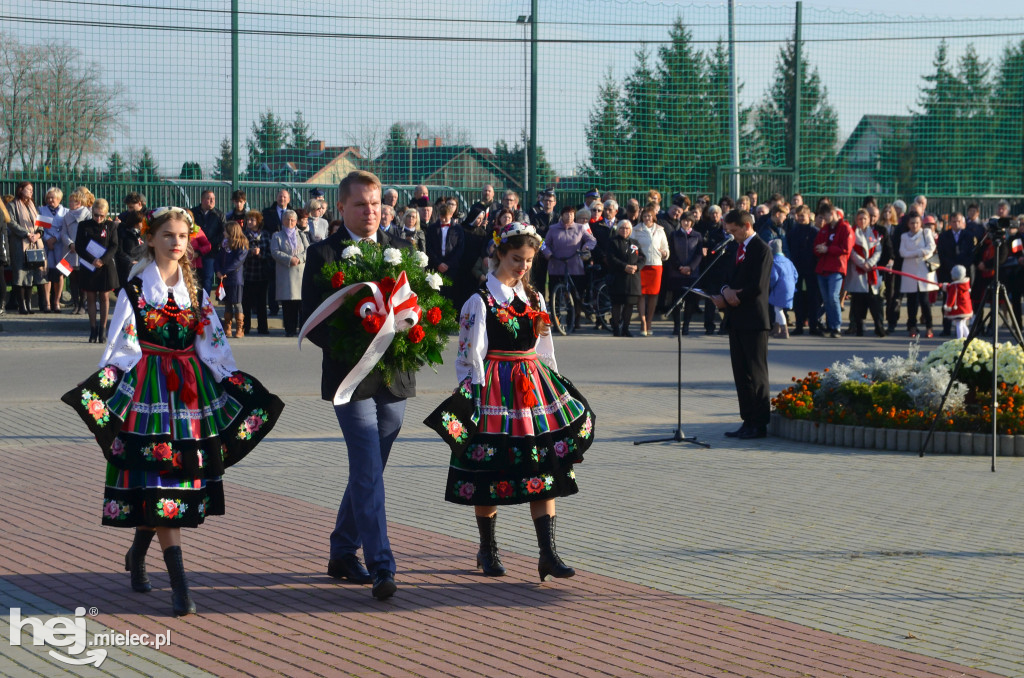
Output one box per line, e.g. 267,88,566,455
179,162,202,180
133,147,159,183
105,151,127,181
752,38,838,194
956,44,994,193
212,137,233,181
493,133,556,191
703,40,755,188
991,39,1024,194
245,109,286,178
656,17,705,191
581,70,627,188
910,40,963,194
621,49,660,190
290,110,314,150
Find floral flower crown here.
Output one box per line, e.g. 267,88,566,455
143,206,199,236
492,221,539,246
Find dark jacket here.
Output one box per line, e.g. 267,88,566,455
606,234,642,298
721,235,772,332
225,207,248,225
217,246,248,287
242,228,271,282
787,222,820,275
936,228,977,283
192,207,225,258
75,218,119,291
699,225,734,287
0,214,9,266
300,229,415,402
589,220,613,269
261,204,287,235
663,227,704,288
528,205,556,236
115,221,145,289
425,222,465,272
873,224,893,268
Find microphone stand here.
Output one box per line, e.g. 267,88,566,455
634,240,732,448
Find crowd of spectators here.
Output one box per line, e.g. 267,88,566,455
1,179,1018,343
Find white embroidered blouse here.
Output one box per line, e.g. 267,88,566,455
99,261,238,381
455,273,557,385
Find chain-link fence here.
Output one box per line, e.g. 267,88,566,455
3,1,1024,211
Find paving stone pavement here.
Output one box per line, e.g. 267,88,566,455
1,316,1022,676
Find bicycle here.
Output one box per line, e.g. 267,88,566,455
548,252,612,335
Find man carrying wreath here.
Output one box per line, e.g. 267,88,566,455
300,170,415,600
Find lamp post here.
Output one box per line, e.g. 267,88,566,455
517,14,531,197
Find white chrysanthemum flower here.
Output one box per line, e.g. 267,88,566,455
341,245,362,260
425,272,443,291
414,251,429,267
383,247,403,265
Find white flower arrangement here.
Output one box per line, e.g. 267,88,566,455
425,272,443,291
414,251,429,267
383,247,403,265
341,245,362,260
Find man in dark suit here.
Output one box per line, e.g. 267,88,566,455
300,171,414,601
425,201,465,301
712,210,772,440
191,190,225,294
936,212,976,336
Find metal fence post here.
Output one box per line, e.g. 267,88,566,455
528,0,539,203
728,0,740,199
231,0,240,190
793,1,803,193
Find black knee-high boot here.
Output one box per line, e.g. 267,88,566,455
162,546,196,616
124,528,155,592
534,514,575,581
475,514,506,577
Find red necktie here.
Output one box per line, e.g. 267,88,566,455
736,242,746,263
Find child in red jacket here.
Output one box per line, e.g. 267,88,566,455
942,264,973,339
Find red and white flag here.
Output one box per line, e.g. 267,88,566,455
35,215,52,230
55,258,72,276
1012,238,1023,254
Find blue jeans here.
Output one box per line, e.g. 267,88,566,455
817,273,844,331
331,393,407,573
200,257,216,294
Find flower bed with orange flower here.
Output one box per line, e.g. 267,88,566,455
772,347,1024,434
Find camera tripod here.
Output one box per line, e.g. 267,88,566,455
922,238,1024,471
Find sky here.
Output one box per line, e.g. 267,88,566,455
6,0,1024,179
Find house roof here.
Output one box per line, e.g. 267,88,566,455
372,145,520,188
261,146,362,180
837,115,912,161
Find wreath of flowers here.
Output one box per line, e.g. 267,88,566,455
315,240,458,383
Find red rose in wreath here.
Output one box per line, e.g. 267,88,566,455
408,325,426,343
362,314,385,334
378,276,397,297
426,306,442,325
330,271,346,289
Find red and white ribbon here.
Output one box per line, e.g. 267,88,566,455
298,271,422,405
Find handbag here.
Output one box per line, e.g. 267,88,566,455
924,252,940,273
24,246,45,269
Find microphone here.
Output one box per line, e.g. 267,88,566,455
709,232,734,255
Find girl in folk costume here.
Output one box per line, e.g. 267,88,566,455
425,222,596,581
846,208,887,337
942,264,973,339
61,207,284,616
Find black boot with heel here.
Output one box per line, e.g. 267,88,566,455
162,546,196,616
534,514,575,581
475,514,506,577
124,528,155,593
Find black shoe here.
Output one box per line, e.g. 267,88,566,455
99,330,107,343
534,515,575,581
475,514,506,577
162,546,196,616
809,327,825,337
89,327,98,343
827,330,840,338
792,326,804,336
124,529,155,593
724,424,749,438
705,328,715,336
612,327,621,337
738,425,768,440
680,324,690,336
621,328,633,337
371,570,397,600
327,554,372,584
874,327,887,337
